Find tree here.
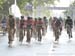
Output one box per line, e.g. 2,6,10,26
0,0,59,16
63,1,75,17
17,0,59,14
0,0,6,9
0,0,14,15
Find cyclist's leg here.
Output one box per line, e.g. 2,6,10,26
54,30,57,41
26,29,31,43
8,29,11,44
67,27,70,39
70,28,72,38
8,28,14,47
19,29,24,42
55,29,59,41
38,28,41,41
39,29,42,41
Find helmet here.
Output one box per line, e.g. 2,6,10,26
67,16,70,19
38,17,42,20
9,15,13,18
21,16,24,19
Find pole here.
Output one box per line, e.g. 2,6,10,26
15,0,17,5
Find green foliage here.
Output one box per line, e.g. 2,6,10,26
0,0,14,15
0,0,6,9
0,0,59,15
17,0,58,14
63,1,75,16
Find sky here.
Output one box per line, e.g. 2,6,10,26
52,0,74,17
